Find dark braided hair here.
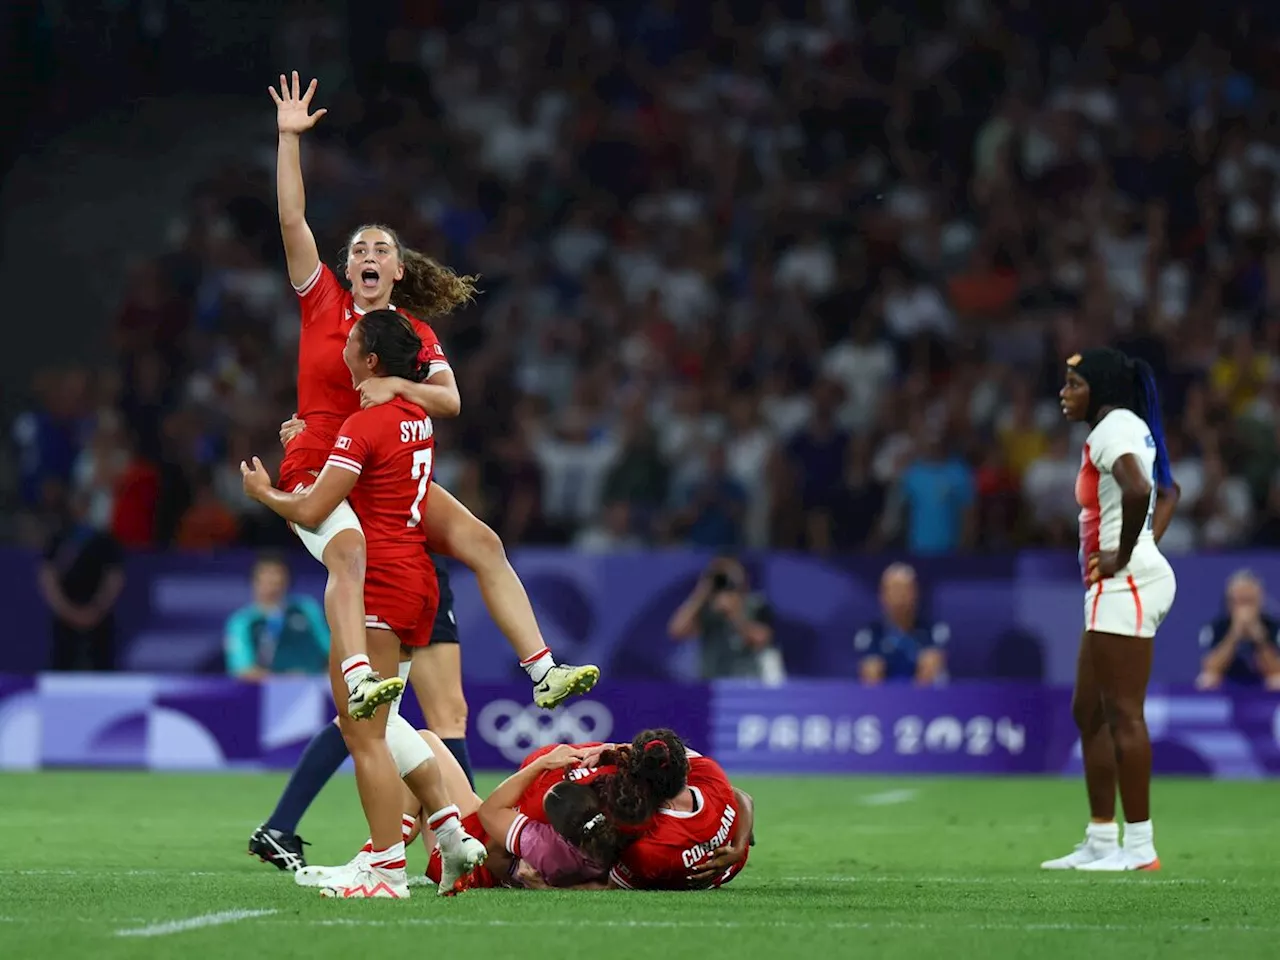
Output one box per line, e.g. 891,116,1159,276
544,781,626,867
1068,347,1174,487
355,309,430,383
595,728,690,827
340,224,478,319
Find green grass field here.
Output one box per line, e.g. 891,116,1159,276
0,772,1275,960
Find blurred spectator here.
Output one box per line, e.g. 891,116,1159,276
175,470,242,551
37,498,125,671
671,445,747,549
882,433,976,555
668,556,781,684
574,501,645,553
854,564,948,687
1196,570,1280,691
1022,430,1080,547
224,554,329,682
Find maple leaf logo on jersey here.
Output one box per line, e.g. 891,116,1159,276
336,436,352,450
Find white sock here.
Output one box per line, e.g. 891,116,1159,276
341,654,372,691
1124,820,1153,848
1086,822,1119,845
520,646,556,684
368,841,406,872
402,814,417,841
428,804,462,850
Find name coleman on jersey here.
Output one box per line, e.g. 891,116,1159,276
680,804,737,869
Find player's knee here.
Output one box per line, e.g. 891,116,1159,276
425,694,468,738
1070,694,1103,733
1102,696,1143,736
324,531,366,583
457,516,506,570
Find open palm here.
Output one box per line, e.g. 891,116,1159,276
269,71,327,135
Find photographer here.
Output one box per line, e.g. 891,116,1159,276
667,557,782,683
1196,570,1280,690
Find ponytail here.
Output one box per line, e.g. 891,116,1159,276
1132,358,1174,488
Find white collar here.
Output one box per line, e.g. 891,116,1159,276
658,786,703,819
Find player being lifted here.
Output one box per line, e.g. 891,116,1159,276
267,71,597,715
1042,348,1179,872
243,311,487,897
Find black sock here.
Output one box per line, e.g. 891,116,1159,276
442,738,475,790
265,722,350,834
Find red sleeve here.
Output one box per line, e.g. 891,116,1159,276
327,410,377,477
610,837,679,890
409,318,451,378
296,263,347,329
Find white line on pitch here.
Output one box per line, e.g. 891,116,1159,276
780,875,1225,886
115,909,278,938
252,918,1271,934
858,789,919,806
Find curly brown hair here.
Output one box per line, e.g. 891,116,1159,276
340,224,479,319
595,728,691,827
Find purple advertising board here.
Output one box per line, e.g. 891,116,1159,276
1,674,1277,778
7,546,1280,687
0,675,710,774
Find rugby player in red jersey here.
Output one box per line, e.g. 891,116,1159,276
267,71,597,720
574,730,755,891
243,312,486,898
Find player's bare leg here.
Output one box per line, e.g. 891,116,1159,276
322,629,409,899
1076,630,1159,871
320,529,404,718
423,483,599,707
1042,632,1121,869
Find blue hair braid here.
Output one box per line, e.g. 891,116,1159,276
1132,358,1174,488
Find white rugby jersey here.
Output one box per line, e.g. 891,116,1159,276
1075,408,1162,583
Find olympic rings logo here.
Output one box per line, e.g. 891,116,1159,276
476,698,614,763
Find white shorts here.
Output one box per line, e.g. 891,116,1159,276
1084,570,1176,638
290,485,364,564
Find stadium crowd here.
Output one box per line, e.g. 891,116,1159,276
12,0,1280,557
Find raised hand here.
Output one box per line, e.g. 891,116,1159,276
268,71,327,135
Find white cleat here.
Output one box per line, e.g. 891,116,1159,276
1074,846,1160,872
296,849,371,888
437,835,488,896
320,864,410,899
1040,837,1119,870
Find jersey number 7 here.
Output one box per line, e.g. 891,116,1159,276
409,449,433,527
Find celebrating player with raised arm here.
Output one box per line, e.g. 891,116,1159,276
267,71,598,710
1041,348,1179,872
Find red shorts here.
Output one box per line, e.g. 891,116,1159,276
426,812,502,889
279,441,327,495
365,553,438,647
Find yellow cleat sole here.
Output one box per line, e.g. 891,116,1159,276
535,665,600,709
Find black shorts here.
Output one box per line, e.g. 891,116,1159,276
429,553,459,644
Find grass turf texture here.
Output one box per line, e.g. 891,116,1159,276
0,773,1275,960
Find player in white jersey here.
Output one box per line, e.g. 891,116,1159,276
1041,348,1180,873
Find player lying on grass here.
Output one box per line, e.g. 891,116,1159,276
574,731,756,890
295,734,618,891
293,727,754,892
